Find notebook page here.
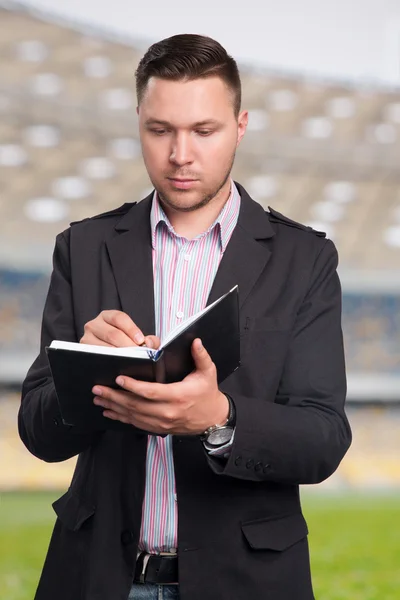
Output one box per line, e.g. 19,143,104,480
49,340,153,359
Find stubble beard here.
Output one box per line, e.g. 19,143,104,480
155,152,236,214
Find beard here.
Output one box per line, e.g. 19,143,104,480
153,152,236,214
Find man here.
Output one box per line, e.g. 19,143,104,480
19,34,351,600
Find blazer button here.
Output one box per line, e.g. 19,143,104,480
121,530,134,546
246,459,255,469
254,462,263,472
263,464,271,474
234,456,242,466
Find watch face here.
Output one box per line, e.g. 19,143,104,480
207,427,234,446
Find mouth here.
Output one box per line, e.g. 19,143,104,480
167,178,198,189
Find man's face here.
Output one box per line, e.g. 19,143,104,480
137,76,248,212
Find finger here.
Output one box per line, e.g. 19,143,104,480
144,335,161,350
115,376,177,402
94,396,130,416
93,385,160,414
101,311,145,345
104,410,167,435
92,385,137,406
80,333,113,347
94,392,170,424
85,323,136,347
191,338,214,372
93,393,159,422
102,410,132,425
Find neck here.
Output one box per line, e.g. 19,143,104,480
163,180,232,239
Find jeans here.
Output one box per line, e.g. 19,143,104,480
128,583,180,600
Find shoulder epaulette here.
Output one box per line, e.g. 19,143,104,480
268,206,326,238
70,202,136,226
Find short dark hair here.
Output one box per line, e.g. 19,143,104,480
135,34,241,117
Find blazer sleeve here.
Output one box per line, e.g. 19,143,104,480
209,239,352,484
18,230,102,462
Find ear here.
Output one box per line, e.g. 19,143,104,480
236,110,248,147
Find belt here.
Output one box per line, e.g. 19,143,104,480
134,552,179,585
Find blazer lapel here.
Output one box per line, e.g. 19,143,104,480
105,195,156,336
207,183,275,309
105,185,275,333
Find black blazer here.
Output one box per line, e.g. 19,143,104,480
19,184,351,600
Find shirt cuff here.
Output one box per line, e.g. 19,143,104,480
203,427,236,459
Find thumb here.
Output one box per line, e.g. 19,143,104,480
191,338,213,372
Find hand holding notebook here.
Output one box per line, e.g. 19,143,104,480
47,285,240,430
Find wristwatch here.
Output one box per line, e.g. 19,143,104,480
200,394,236,447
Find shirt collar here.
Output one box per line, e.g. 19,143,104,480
150,179,241,253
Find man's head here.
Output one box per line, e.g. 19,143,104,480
135,34,248,213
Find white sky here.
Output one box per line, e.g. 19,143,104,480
20,0,400,84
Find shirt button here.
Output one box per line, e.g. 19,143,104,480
183,254,191,261
176,311,184,319
174,493,177,501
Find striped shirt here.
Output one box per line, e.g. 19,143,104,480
138,181,241,553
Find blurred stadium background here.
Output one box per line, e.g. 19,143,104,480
0,1,399,598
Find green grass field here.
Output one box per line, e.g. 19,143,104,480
0,491,399,600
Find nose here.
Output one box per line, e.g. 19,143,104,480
169,132,193,166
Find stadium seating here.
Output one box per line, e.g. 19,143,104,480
1,1,400,273
2,393,399,490
1,269,400,375
0,392,77,489
342,294,400,372
0,1,399,494
0,1,399,378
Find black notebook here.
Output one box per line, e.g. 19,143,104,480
46,285,240,430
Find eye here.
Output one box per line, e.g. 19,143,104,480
149,129,168,136
196,130,213,136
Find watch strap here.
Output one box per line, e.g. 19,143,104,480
224,393,236,428
200,394,236,443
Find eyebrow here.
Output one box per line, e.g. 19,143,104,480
144,119,221,128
